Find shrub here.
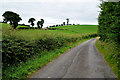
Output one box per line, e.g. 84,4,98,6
98,2,120,43
2,33,97,68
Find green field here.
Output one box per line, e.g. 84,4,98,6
1,23,98,79
2,23,98,41
50,25,98,34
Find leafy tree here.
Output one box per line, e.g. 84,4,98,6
2,11,22,29
66,18,69,25
37,19,44,29
28,18,36,27
37,21,41,29
98,2,120,43
63,22,65,25
40,19,44,28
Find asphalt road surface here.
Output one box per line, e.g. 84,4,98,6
31,39,116,78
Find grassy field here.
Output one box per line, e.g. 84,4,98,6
2,24,98,40
95,38,120,79
50,25,98,34
1,23,98,79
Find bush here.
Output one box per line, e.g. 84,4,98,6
98,2,120,43
2,33,97,68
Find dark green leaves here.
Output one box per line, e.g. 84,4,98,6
98,2,120,43
2,11,22,29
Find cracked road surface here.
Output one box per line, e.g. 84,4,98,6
31,39,116,78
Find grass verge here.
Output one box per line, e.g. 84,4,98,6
95,37,120,79
3,38,93,79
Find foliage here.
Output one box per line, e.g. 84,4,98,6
37,21,41,29
28,18,36,27
40,19,44,28
98,2,120,78
2,31,97,68
1,23,98,79
37,19,44,29
3,38,92,79
63,22,65,25
95,38,120,79
2,11,22,29
1,23,97,67
98,2,120,43
66,18,69,25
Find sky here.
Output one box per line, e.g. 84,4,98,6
0,0,101,27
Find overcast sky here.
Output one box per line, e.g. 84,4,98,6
0,0,101,27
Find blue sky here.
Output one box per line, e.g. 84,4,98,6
0,0,101,27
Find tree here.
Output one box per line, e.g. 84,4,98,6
28,18,36,27
98,2,120,43
40,19,44,28
2,11,22,29
66,18,69,25
63,22,65,25
37,21,41,29
37,19,44,29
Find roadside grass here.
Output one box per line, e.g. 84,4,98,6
3,38,92,79
95,38,120,79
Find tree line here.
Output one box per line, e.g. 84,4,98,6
2,11,71,29
98,2,120,44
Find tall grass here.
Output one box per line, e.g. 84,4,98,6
95,38,120,79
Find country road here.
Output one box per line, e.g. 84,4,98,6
31,39,116,78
